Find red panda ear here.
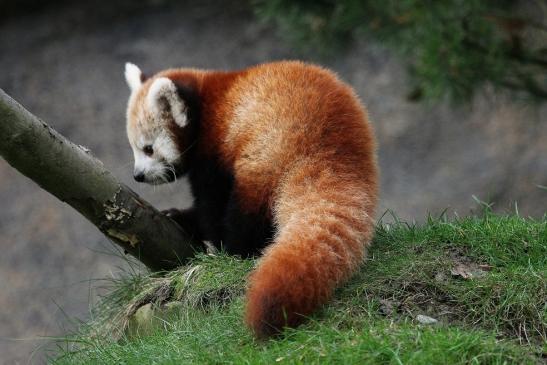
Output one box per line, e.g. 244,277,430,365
147,77,188,128
125,62,144,93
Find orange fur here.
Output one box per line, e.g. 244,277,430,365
131,61,378,337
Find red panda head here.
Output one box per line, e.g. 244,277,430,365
124,63,190,184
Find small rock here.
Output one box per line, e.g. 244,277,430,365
134,303,154,324
416,314,438,324
127,301,184,338
127,303,156,337
450,263,487,279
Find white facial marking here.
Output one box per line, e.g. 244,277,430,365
133,150,154,174
155,131,180,163
131,132,181,185
147,77,188,128
125,62,143,92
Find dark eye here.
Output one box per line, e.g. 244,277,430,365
143,145,154,156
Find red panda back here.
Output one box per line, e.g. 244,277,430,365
217,62,378,336
161,61,378,337
217,61,377,213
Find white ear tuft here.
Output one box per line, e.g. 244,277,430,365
125,62,143,92
147,77,188,128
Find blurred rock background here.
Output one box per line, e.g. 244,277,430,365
0,1,545,363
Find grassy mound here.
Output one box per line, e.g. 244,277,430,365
51,213,546,364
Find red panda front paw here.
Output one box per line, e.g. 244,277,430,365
161,208,199,238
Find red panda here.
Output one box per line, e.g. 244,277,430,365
124,61,378,338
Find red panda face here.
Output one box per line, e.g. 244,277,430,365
127,123,181,184
124,63,188,185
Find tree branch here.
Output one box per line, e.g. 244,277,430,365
0,88,202,271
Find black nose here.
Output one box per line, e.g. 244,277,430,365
134,172,145,182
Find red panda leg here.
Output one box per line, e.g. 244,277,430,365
245,177,376,338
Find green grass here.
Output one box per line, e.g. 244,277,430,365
51,213,546,364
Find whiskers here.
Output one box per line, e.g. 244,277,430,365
165,163,178,184
148,162,178,192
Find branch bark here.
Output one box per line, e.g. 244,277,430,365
0,88,202,271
